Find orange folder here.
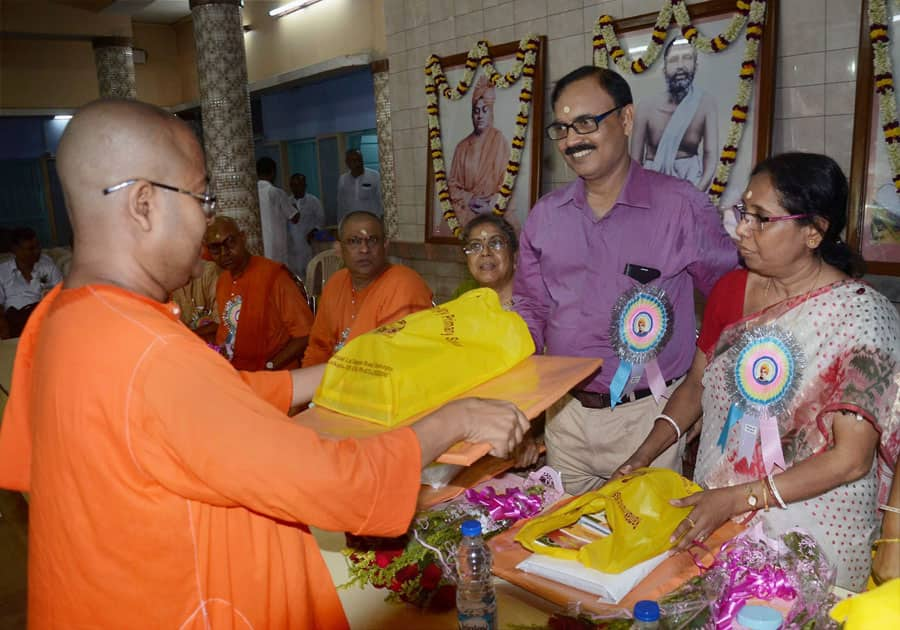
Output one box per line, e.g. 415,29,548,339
292,355,601,466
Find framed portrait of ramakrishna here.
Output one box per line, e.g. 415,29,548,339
613,0,776,227
425,38,545,244
849,0,900,276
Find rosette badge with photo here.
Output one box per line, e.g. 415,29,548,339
719,325,804,474
608,286,674,408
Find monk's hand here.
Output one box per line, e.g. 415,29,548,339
667,487,737,552
455,398,530,459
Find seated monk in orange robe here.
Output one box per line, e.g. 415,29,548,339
443,75,512,235
206,216,313,371
302,211,433,367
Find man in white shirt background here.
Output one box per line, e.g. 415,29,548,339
0,226,63,338
336,148,383,223
287,172,325,278
257,157,299,266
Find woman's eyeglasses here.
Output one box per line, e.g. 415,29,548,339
103,179,217,218
463,236,507,256
732,201,810,232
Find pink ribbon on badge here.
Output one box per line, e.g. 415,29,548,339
644,359,669,403
758,410,786,475
464,486,543,522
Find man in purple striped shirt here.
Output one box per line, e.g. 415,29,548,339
514,66,737,494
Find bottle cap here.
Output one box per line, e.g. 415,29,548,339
633,600,660,622
460,519,482,537
736,604,783,629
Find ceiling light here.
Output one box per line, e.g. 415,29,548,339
54,115,72,120
269,0,324,18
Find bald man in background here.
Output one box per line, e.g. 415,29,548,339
0,98,529,629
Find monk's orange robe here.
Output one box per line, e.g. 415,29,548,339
0,284,421,629
302,265,433,367
214,255,313,370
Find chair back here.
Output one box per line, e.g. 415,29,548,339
305,249,344,313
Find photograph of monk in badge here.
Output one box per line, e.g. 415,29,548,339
630,38,719,192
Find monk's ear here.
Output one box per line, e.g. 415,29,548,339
126,180,154,232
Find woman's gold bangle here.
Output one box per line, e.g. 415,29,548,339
872,537,900,549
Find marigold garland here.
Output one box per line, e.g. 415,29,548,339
869,0,900,194
425,36,540,238
592,0,767,206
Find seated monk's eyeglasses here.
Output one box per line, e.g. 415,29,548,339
103,179,217,218
545,106,623,140
205,234,239,256
463,236,507,256
343,235,382,250
732,201,810,232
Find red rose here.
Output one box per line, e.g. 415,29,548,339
395,563,419,584
374,549,403,568
429,584,456,610
420,562,442,591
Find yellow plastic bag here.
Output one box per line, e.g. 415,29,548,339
312,288,535,426
830,578,900,629
515,468,702,573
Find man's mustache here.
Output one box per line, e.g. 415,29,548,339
565,143,596,156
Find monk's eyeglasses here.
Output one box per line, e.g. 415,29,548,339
463,236,507,256
732,201,810,232
102,179,217,218
546,106,622,140
342,235,383,250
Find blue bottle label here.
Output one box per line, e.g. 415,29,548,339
457,611,495,630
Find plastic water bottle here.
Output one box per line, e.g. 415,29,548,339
632,599,660,628
456,519,497,630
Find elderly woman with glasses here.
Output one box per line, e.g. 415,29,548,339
612,153,900,591
461,214,519,310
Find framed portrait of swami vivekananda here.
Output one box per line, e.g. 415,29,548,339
424,37,545,244
599,0,777,232
848,0,900,276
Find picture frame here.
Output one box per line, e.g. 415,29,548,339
614,0,777,221
848,1,900,276
425,38,545,244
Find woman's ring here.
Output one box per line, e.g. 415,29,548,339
685,516,696,529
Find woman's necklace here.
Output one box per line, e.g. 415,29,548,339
761,260,823,328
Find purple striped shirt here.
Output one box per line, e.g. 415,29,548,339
513,161,738,393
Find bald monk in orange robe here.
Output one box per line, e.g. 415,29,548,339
0,98,530,629
444,75,512,233
206,216,313,371
302,211,433,367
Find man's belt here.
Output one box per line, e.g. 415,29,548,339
571,379,678,410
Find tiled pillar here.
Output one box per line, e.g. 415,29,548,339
372,60,398,239
92,37,136,99
189,0,261,253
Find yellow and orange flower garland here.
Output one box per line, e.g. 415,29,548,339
592,0,767,206
425,36,540,238
869,0,900,194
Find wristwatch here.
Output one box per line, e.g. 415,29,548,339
265,361,275,370
746,486,760,509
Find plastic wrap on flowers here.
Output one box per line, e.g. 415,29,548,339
656,523,838,629
341,467,563,610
